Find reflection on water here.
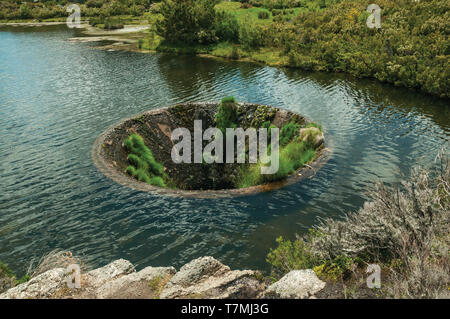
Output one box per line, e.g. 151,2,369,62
0,25,449,275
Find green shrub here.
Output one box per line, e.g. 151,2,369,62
221,96,237,104
215,11,240,42
262,121,278,141
263,0,301,10
89,17,103,27
214,96,238,134
279,121,299,146
266,235,321,280
240,2,253,9
260,140,315,183
229,45,241,60
19,4,32,19
238,23,268,49
124,134,166,187
15,274,30,285
283,0,450,98
267,236,356,282
149,176,166,187
156,0,219,44
236,163,262,188
258,11,270,19
235,119,318,187
0,261,14,279
0,261,30,293
313,255,356,282
86,0,104,8
237,138,316,187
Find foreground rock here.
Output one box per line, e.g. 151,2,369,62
0,257,325,299
160,257,264,299
0,268,67,299
95,266,176,299
84,259,135,288
265,269,326,299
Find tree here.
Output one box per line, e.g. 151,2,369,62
156,0,219,44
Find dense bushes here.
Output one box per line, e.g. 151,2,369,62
267,153,450,298
215,11,240,43
155,0,449,98
238,23,270,49
156,0,220,44
0,0,151,21
282,0,450,98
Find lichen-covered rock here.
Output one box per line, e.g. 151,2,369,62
265,269,325,299
95,266,175,299
160,256,264,299
1,258,326,300
0,268,67,299
84,259,135,288
165,256,228,288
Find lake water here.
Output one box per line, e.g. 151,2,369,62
0,25,449,275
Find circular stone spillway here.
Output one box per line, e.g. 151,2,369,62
92,102,329,198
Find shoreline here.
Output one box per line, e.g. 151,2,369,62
1,21,447,100
80,34,450,100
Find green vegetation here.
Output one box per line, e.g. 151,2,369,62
279,121,299,146
2,1,446,97
149,0,448,98
214,96,238,134
0,0,152,22
267,154,450,298
305,122,323,131
124,133,167,187
258,11,270,20
148,275,169,298
0,261,30,293
155,0,219,44
237,119,321,188
211,96,323,189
